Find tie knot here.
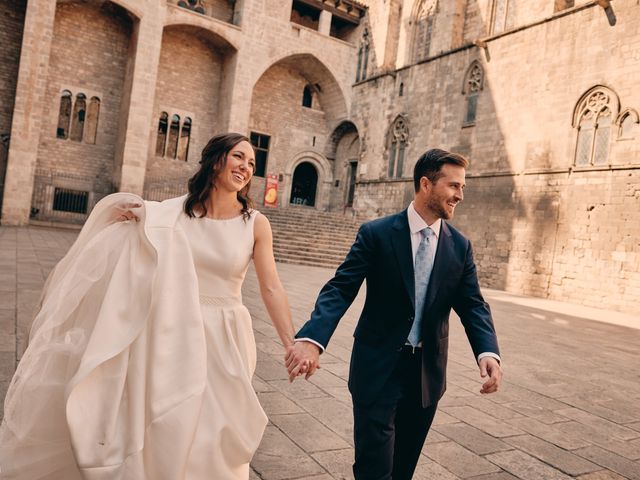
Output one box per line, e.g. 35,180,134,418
421,227,433,240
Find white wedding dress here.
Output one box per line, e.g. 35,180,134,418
0,194,268,480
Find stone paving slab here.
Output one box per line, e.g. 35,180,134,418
503,435,601,477
1,226,640,479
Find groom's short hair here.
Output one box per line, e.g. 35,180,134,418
413,148,469,192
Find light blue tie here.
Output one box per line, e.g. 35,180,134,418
407,227,435,346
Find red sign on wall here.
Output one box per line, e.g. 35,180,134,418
263,174,278,207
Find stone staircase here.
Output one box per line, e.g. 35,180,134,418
257,206,362,269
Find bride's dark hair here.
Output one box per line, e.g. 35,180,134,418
184,133,254,220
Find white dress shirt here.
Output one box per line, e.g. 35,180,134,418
408,202,500,364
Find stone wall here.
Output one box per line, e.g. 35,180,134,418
31,2,133,222
0,0,26,209
352,0,640,312
2,0,360,223
144,26,225,197
249,63,334,208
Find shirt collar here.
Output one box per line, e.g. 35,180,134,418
408,202,441,239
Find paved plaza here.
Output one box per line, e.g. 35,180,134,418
1,226,639,479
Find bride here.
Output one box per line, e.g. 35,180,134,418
0,133,301,479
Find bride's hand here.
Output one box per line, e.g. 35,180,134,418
115,203,141,222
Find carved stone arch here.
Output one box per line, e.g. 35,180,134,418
283,150,333,210
284,150,333,182
572,85,620,128
325,120,361,160
162,22,239,54
462,60,484,95
56,0,142,22
105,0,143,20
251,52,348,122
616,108,639,140
616,108,639,126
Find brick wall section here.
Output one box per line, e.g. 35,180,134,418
31,2,132,220
249,64,331,206
0,0,26,136
0,0,26,206
144,27,224,195
1,0,57,225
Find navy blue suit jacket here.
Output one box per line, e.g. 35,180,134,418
296,209,500,407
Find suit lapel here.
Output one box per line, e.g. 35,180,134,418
390,211,415,307
424,221,453,312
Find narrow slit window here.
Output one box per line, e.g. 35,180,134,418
167,114,180,159
69,93,87,142
177,117,192,161
85,97,100,144
57,90,72,139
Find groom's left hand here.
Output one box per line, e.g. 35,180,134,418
479,356,502,394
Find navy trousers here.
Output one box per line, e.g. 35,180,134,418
352,347,438,480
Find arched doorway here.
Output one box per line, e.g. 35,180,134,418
326,120,360,211
290,162,318,206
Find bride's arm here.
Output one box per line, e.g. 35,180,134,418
252,213,295,350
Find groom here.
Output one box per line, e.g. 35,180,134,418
286,148,502,479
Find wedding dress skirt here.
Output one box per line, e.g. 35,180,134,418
0,194,268,480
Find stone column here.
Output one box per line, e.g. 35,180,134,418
113,10,164,195
0,0,56,225
318,10,332,36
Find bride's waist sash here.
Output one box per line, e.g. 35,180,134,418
198,294,242,306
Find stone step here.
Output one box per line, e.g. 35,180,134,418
262,207,362,269
274,252,342,269
272,242,351,256
272,232,356,244
268,220,359,232
272,249,347,263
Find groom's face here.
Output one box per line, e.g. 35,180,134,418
424,164,466,220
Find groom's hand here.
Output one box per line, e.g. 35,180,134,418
285,341,320,382
479,357,502,394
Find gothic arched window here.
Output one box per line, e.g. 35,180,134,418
462,61,484,126
69,93,87,142
156,112,168,156
412,0,437,62
388,116,409,178
56,90,72,139
167,114,180,159
617,109,639,141
573,87,619,166
177,117,192,161
356,29,370,82
85,97,100,144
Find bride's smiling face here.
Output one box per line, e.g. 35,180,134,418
215,141,256,192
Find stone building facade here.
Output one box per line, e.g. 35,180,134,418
0,0,366,224
1,0,639,314
350,0,640,313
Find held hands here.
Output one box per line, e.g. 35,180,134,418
285,341,321,382
479,356,502,394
